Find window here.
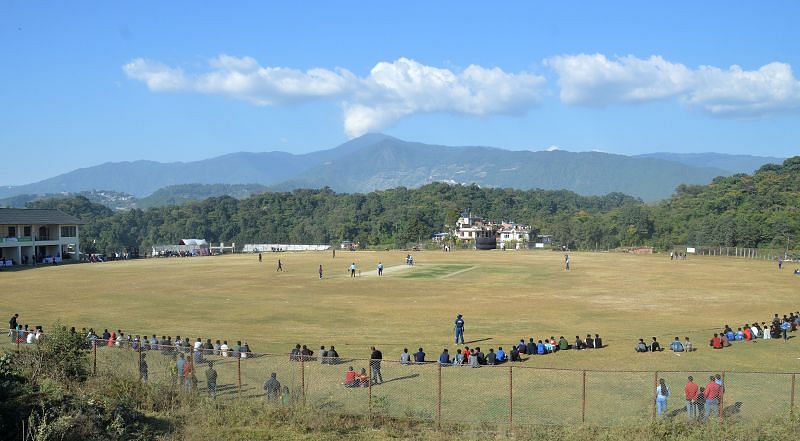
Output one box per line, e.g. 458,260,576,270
7,226,15,237
60,226,77,237
23,226,31,236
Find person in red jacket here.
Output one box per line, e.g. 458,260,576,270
343,366,358,387
703,376,721,419
709,333,723,349
684,376,699,420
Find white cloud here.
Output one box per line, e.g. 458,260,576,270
124,55,546,137
123,58,187,91
546,145,560,151
546,53,800,116
344,58,545,136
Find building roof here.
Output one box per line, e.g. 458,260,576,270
0,208,85,225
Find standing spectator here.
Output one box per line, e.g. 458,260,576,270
564,253,570,270
454,314,465,345
684,376,699,420
704,376,721,419
205,362,217,399
370,346,383,384
400,348,411,365
377,261,383,276
8,313,18,343
781,319,790,341
656,378,670,417
176,353,186,386
319,264,323,279
139,353,148,382
277,259,283,272
264,372,281,401
258,253,262,263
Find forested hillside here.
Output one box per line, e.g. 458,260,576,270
27,157,800,255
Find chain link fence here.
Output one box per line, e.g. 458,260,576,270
5,331,798,429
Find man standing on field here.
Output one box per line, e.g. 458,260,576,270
377,261,383,276
277,259,283,272
454,314,465,345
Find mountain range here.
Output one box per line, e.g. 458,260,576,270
0,134,784,205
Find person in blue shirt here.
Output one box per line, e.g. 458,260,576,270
454,314,465,344
781,319,791,341
496,347,506,363
536,340,546,355
734,328,744,341
438,348,451,366
725,329,735,341
517,339,527,354
413,347,426,363
670,337,684,352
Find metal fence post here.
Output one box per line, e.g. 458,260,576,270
92,340,97,376
652,371,658,420
582,370,587,423
437,363,442,430
368,360,373,418
791,373,796,418
720,371,725,421
508,365,513,433
301,356,306,406
237,355,241,400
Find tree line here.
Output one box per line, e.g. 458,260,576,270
27,157,800,255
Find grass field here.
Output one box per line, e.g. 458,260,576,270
2,250,799,425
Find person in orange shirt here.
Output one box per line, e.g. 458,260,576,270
358,368,369,387
343,366,358,387
462,346,471,364
709,333,722,349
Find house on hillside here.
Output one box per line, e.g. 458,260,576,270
453,212,534,249
0,208,84,266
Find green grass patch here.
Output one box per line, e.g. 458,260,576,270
400,264,474,279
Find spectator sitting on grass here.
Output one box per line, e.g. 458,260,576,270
438,348,451,366
720,333,731,347
486,348,497,365
585,334,595,349
650,337,662,352
510,345,520,362
517,339,527,354
343,366,358,387
358,368,369,387
684,337,693,352
635,339,648,352
327,345,339,363
709,333,723,349
558,336,569,351
574,336,586,350
527,338,536,355
413,347,426,363
537,340,546,355
594,334,603,348
453,348,464,365
496,347,507,363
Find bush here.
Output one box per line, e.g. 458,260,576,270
18,323,90,385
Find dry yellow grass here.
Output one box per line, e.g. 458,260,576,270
2,249,798,374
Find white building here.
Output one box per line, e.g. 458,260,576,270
454,214,533,247
0,208,84,266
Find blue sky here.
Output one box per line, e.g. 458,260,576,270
2,1,799,185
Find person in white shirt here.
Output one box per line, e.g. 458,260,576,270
194,338,203,350
220,340,230,357
762,322,771,340
26,331,35,344
750,324,760,339
400,348,411,365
